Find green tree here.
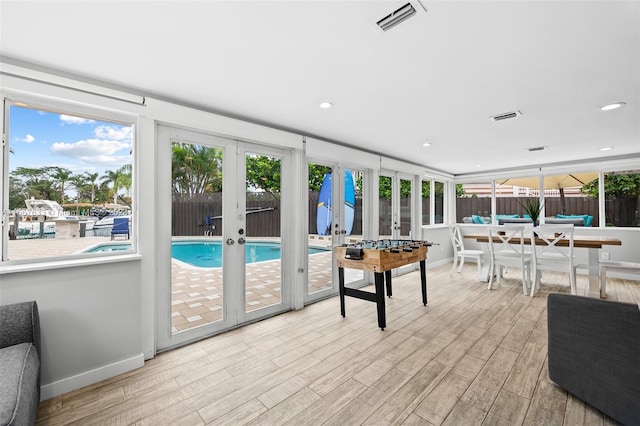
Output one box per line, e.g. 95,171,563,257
69,174,88,203
171,142,222,194
581,173,640,198
308,164,331,191
101,169,124,206
581,173,640,226
378,176,416,200
51,167,73,203
8,176,26,210
245,155,281,197
10,166,56,203
84,172,99,203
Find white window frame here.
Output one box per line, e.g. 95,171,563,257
1,95,139,271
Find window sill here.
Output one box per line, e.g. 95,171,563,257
0,253,141,275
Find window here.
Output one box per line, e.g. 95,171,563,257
3,100,134,262
585,170,640,227
421,179,446,225
433,180,445,224
421,179,431,225
456,181,492,223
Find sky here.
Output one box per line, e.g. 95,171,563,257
8,104,132,179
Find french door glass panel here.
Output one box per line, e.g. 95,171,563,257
400,178,412,239
307,162,333,296
243,150,283,314
379,175,393,239
306,164,366,300
342,168,364,285
171,138,227,334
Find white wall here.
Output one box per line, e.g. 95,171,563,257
421,226,453,268
0,260,143,399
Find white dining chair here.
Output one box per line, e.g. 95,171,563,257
487,225,533,295
530,224,576,296
450,225,484,277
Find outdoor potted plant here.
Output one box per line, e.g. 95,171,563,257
521,197,543,225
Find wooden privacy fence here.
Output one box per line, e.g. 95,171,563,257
172,193,283,237
456,196,639,226
172,193,638,237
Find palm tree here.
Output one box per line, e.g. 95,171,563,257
69,175,87,203
84,172,99,203
101,169,122,207
51,167,73,203
117,164,132,207
171,142,222,194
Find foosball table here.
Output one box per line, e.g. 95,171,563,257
334,240,431,330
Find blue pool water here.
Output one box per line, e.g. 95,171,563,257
85,243,132,253
86,241,329,268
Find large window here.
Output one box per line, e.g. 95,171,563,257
422,178,446,225
2,101,134,262
456,181,492,223
582,170,640,227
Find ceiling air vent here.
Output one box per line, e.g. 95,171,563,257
490,110,522,122
527,146,547,152
377,2,417,31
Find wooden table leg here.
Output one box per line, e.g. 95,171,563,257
374,272,386,330
420,260,427,305
339,267,346,317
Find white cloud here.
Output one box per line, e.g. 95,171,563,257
59,115,95,124
50,139,131,166
94,125,132,141
19,134,35,143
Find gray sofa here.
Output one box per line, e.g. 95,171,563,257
547,294,640,425
0,301,41,426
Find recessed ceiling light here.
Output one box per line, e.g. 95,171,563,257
319,102,332,109
422,142,432,147
476,164,483,168
600,147,614,151
600,102,626,111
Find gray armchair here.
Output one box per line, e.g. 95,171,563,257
547,294,640,425
0,301,41,426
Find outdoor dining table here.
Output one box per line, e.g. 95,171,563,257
464,233,622,298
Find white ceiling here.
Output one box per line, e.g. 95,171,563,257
1,0,638,176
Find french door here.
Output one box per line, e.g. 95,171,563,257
157,125,292,350
379,172,417,276
306,162,366,302
379,172,413,240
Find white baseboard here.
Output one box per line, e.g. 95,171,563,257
40,353,145,401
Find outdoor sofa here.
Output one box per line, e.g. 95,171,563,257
0,301,41,426
547,294,640,425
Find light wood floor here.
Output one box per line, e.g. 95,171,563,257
36,263,639,426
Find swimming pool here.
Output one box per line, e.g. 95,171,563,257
85,243,132,253
86,240,329,268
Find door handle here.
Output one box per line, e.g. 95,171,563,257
226,238,235,245
238,237,246,245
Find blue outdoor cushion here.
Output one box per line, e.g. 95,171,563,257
557,214,593,227
471,215,486,224
495,214,519,219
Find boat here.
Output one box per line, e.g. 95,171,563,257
11,199,96,238
92,214,131,229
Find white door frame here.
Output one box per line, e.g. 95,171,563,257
157,125,293,350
